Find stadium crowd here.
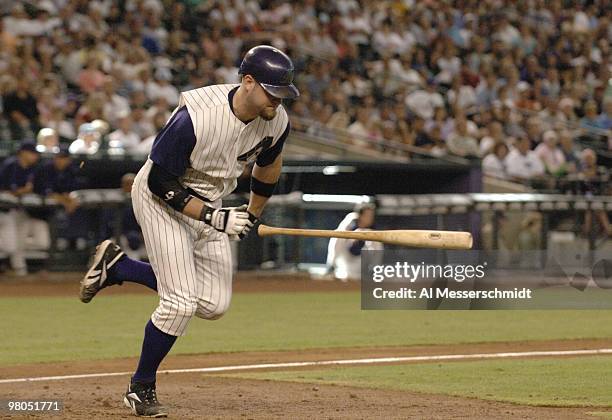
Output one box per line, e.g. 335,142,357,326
0,1,610,167
0,0,612,274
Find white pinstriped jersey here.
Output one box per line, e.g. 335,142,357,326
177,84,289,201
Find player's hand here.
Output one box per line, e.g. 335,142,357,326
227,206,260,241
201,204,252,235
239,207,259,240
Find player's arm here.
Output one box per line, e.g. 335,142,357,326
248,154,282,217
247,121,290,217
146,106,252,236
148,159,253,235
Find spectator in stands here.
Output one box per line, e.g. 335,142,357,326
347,107,372,148
69,123,101,155
0,0,608,193
91,119,110,137
130,107,155,140
429,125,448,157
215,54,240,84
36,128,59,153
134,111,166,156
579,148,611,237
78,57,106,94
75,92,106,127
147,68,179,107
558,130,580,174
326,203,382,281
0,17,17,55
534,130,566,176
446,75,477,115
595,99,612,130
0,141,48,276
108,114,140,153
505,135,545,181
475,72,499,107
580,100,603,131
2,77,39,139
479,121,505,156
42,108,76,141
524,116,543,148
413,116,434,151
482,142,509,180
558,97,578,124
405,78,444,120
101,77,131,126
447,116,479,157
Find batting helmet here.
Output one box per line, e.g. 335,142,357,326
238,45,300,99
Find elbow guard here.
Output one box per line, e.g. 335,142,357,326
147,162,193,212
250,177,277,198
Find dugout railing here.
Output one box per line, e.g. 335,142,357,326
1,191,611,272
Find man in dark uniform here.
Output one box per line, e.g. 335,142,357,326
33,144,84,250
0,141,45,275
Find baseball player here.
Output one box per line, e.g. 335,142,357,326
79,45,298,417
326,203,383,281
0,141,47,276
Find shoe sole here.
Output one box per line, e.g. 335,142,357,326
123,396,168,418
79,240,124,303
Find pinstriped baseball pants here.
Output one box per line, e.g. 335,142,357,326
132,160,233,336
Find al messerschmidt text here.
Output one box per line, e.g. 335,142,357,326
373,287,532,299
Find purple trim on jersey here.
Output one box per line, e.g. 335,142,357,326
256,121,290,166
150,106,197,177
0,156,36,191
228,86,238,115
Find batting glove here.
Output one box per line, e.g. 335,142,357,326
201,204,251,235
238,209,259,240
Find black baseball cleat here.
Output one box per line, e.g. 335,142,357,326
79,239,125,303
124,381,168,418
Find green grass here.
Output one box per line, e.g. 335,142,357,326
2,291,612,365
219,356,612,407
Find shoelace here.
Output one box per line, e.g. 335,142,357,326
142,387,159,405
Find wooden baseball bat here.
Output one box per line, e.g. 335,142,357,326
257,225,473,250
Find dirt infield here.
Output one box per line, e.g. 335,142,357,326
0,372,600,419
1,273,612,418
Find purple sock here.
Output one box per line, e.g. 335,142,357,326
132,320,177,384
109,256,157,291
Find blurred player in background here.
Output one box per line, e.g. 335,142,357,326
33,143,84,251
34,144,79,214
0,141,48,276
327,203,383,281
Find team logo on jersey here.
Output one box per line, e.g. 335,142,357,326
238,136,273,162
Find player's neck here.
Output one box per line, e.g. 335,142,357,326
232,86,257,123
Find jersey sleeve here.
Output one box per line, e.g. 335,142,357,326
256,121,290,167
150,106,197,177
